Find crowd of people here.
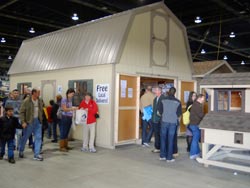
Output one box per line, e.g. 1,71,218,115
140,85,205,162
0,84,205,164
0,87,99,164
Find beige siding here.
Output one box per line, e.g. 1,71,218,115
168,19,192,79
117,12,193,81
245,89,250,113
202,128,250,149
10,64,114,149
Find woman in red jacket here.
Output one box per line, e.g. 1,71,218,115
79,93,98,153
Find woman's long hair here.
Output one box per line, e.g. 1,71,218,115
187,91,196,103
66,88,75,102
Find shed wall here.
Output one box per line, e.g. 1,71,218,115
10,64,114,148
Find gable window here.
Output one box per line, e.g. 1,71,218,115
216,89,243,112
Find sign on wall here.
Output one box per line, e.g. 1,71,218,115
96,84,109,104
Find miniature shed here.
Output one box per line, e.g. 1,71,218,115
197,73,250,173
193,60,235,113
8,2,195,148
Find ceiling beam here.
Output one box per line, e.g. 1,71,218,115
0,31,27,40
0,13,63,29
0,0,19,10
0,44,19,49
69,0,117,14
188,35,250,58
191,47,250,55
187,14,250,29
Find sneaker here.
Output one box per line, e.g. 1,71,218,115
19,152,24,158
159,157,166,161
167,159,175,163
89,148,97,153
152,149,160,153
81,147,88,152
143,143,150,147
190,154,200,160
34,155,43,161
51,140,57,143
28,145,33,149
173,153,179,158
8,158,15,164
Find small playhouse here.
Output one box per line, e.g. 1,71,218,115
197,72,250,173
8,2,195,148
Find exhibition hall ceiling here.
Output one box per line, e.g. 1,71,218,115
1,0,250,74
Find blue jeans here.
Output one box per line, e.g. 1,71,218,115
47,122,53,138
16,129,22,149
0,139,15,159
60,116,72,139
173,125,179,154
189,125,200,156
152,121,161,149
160,122,177,160
52,119,59,140
19,118,42,157
141,119,153,144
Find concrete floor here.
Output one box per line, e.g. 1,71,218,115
0,138,249,188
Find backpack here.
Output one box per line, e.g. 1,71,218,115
182,105,192,125
56,106,63,119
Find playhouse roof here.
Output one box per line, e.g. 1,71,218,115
193,60,234,78
8,2,191,75
200,72,250,86
200,112,250,132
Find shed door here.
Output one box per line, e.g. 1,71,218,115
118,75,138,142
180,81,195,133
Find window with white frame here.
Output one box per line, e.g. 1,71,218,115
216,89,243,112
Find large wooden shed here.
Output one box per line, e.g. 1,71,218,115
8,2,195,148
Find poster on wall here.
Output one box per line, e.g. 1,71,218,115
96,84,109,104
128,88,133,98
184,91,190,103
58,85,62,94
120,80,127,98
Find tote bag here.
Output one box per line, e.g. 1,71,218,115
75,109,87,125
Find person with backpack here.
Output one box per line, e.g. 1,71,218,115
46,100,54,139
50,95,62,143
185,91,197,152
189,94,205,159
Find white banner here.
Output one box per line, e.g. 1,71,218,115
96,84,109,104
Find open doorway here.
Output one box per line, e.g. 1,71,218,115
139,76,175,140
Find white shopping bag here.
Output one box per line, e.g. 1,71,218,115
75,109,87,125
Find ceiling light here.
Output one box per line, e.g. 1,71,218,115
194,16,202,24
201,49,206,54
29,27,35,33
71,13,79,21
241,61,245,65
8,56,12,60
229,32,235,38
223,55,228,60
1,37,6,43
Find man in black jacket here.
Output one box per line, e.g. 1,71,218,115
0,106,22,163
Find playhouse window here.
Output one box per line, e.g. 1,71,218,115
68,79,93,106
216,90,242,112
